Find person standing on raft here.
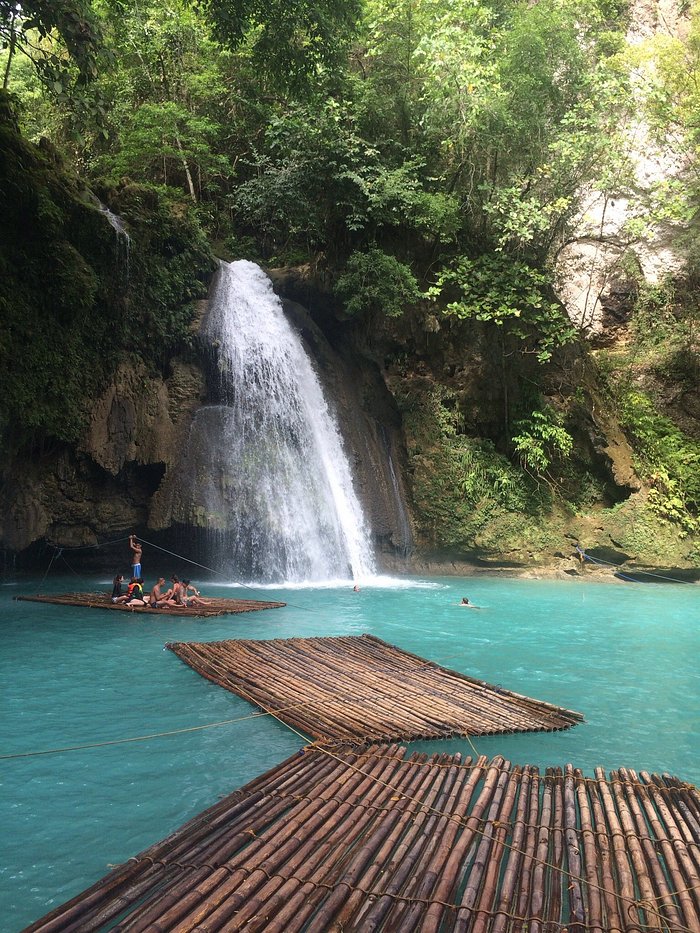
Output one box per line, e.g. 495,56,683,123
129,534,143,578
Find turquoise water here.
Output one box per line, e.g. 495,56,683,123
1,573,698,931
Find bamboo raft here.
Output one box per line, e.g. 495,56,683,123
25,744,700,933
167,634,584,743
14,593,286,618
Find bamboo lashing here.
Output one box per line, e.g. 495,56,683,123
167,634,584,742
25,745,700,932
14,593,286,618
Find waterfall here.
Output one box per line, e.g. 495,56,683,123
201,260,376,584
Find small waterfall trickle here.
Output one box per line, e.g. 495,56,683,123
89,194,131,281
380,425,414,557
200,260,376,583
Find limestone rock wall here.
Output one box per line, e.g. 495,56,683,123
0,275,415,567
554,0,690,340
0,358,205,555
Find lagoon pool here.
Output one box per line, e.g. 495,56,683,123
1,573,698,931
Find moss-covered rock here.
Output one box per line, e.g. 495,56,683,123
0,90,215,452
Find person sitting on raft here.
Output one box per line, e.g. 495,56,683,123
125,577,146,606
112,575,135,604
163,575,186,607
182,579,212,607
149,577,168,608
111,573,124,603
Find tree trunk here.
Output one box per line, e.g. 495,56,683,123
175,133,197,203
3,14,17,90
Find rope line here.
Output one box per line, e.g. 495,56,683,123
48,535,132,552
33,532,320,613
1,641,559,761
9,681,699,928
138,537,319,612
226,691,700,933
0,688,356,761
0,713,275,760
577,546,694,585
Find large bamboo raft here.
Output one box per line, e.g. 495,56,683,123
14,592,286,618
25,744,700,933
167,634,584,742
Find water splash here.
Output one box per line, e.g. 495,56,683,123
201,260,376,584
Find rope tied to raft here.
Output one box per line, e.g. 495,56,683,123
11,692,700,931
33,532,321,611
234,699,700,933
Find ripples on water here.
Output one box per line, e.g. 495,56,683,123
1,573,698,929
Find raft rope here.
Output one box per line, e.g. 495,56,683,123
0,648,491,761
576,546,694,585
0,711,275,760
138,535,315,608
6,674,697,928
35,533,320,611
264,709,700,933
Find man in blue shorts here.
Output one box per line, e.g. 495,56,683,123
129,534,143,578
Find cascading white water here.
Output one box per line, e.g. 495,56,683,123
203,260,376,583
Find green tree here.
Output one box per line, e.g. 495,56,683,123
1,0,103,90
431,254,576,363
335,247,422,317
196,0,361,91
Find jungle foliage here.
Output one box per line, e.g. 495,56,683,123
2,0,700,557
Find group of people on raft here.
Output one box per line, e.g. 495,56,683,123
110,535,211,609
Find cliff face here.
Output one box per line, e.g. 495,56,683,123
0,267,415,569
0,359,205,554
4,247,697,574
0,94,214,568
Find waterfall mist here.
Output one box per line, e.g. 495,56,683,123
197,260,376,584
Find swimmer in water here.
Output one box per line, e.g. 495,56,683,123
460,597,481,608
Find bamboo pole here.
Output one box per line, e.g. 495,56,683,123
245,746,419,933
527,766,554,933
489,764,532,932
420,757,503,933
168,635,583,743
595,767,642,932
384,754,470,932
543,768,564,932
469,764,522,933
302,752,447,931
572,767,605,933
609,769,664,931
347,753,460,931
398,756,487,933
